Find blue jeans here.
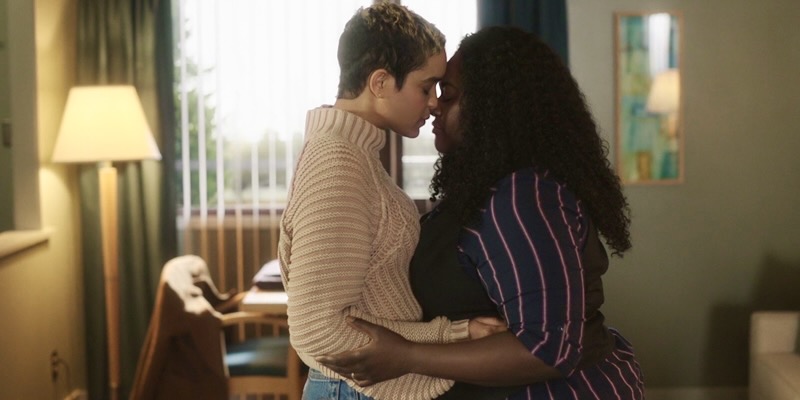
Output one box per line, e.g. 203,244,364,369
302,368,375,400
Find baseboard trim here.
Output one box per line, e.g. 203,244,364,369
644,386,747,400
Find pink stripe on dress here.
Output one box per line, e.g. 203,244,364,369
533,173,572,361
489,178,525,331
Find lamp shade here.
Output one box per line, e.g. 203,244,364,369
52,85,161,163
646,69,680,114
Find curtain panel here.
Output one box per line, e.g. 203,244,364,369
477,0,569,66
76,1,176,398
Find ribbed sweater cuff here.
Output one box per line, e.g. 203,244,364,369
449,319,470,342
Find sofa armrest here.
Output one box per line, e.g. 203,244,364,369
750,311,800,355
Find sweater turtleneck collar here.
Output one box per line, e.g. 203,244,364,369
305,106,386,153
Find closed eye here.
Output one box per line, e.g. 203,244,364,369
438,84,457,102
422,82,436,96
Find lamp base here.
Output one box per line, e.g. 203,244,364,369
98,163,120,400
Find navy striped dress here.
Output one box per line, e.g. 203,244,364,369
412,167,644,399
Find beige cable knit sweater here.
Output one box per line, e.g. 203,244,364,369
278,107,468,400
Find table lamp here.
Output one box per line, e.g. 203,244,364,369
52,85,161,400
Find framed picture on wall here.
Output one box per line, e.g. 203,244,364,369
614,11,684,184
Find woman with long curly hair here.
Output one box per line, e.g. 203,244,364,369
318,27,645,399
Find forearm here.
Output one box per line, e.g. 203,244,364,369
352,311,469,344
406,332,562,386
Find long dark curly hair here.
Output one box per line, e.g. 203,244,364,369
430,26,631,255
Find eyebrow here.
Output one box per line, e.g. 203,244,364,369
421,76,443,84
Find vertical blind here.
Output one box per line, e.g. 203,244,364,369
176,0,372,212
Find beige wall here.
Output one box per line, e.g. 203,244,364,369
0,0,12,231
569,0,800,396
0,0,82,399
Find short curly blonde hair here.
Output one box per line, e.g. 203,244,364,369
337,2,445,98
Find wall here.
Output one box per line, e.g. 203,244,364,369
0,0,83,399
568,0,800,398
0,0,12,231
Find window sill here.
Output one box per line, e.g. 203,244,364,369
0,228,52,260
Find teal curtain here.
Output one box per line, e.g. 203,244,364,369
77,1,176,399
477,0,569,66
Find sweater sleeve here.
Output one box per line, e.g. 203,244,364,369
281,138,462,399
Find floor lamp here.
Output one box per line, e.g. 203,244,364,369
52,85,161,400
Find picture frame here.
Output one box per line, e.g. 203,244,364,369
614,11,684,184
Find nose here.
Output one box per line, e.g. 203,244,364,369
429,96,441,117
427,88,438,111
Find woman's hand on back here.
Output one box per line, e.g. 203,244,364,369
315,317,414,386
315,315,508,386
468,316,507,340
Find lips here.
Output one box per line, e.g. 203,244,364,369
431,120,443,135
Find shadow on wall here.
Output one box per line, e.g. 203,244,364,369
703,254,800,386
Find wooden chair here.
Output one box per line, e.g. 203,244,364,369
131,255,304,400
223,312,304,400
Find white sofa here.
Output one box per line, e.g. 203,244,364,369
750,311,800,400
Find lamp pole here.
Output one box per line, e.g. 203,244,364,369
98,161,120,400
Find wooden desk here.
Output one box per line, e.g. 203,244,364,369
241,288,288,315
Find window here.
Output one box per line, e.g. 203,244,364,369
174,0,476,223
